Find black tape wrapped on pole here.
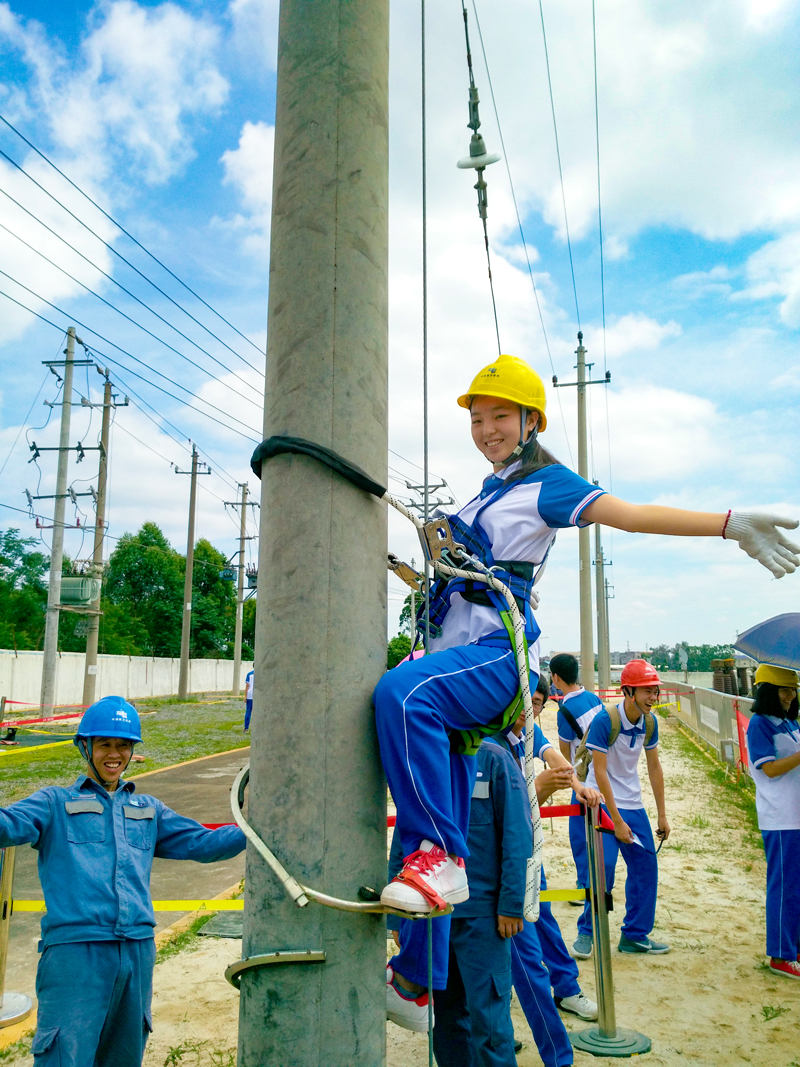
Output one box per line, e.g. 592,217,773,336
251,436,387,498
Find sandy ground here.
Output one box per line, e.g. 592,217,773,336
5,702,799,1066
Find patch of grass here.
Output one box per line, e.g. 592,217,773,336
760,1004,790,1022
686,812,710,829
163,1039,236,1066
0,696,249,805
155,911,217,964
0,1032,34,1063
705,865,723,875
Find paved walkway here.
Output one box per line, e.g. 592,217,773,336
4,747,250,999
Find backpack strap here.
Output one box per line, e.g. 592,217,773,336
560,706,584,740
644,711,656,747
607,705,622,747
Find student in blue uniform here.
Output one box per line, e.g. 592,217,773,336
0,696,246,1067
746,664,800,980
375,353,800,1024
244,668,255,731
573,660,669,959
552,653,605,906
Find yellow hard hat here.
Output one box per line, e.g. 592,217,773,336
457,354,548,432
755,664,800,688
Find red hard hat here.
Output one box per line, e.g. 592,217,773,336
620,659,660,688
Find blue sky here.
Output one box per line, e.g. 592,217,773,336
1,0,800,655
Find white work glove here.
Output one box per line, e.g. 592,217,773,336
724,511,800,578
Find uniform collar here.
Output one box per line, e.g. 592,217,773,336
562,687,586,704
479,461,521,498
75,773,135,796
618,702,646,735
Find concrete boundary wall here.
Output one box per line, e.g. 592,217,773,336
667,681,753,776
0,650,254,708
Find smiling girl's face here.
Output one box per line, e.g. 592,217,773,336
470,396,539,470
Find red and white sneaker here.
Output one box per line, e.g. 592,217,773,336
380,839,468,914
386,965,433,1032
769,957,800,980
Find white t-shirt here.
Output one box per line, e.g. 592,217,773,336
585,703,659,811
245,670,254,701
747,714,800,831
430,462,604,667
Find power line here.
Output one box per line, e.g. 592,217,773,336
0,278,261,440
0,369,51,479
0,213,263,401
0,140,264,374
469,0,574,468
537,0,581,329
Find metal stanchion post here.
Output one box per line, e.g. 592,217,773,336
570,807,651,1057
0,848,33,1028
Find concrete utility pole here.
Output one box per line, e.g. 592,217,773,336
229,482,248,696
81,373,113,707
552,334,611,695
576,335,595,693
594,521,611,694
176,446,209,701
40,327,76,716
240,1,389,1064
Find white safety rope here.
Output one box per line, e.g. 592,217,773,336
232,490,542,920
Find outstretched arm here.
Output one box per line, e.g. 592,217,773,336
583,496,800,578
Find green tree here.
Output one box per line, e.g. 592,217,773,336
190,539,237,657
0,529,49,649
242,598,256,660
387,634,412,669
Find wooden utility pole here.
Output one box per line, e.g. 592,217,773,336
176,446,209,701
82,373,113,707
240,1,389,1063
40,328,76,716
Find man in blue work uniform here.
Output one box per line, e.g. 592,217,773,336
0,695,246,1067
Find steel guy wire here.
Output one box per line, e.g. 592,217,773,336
0,217,262,407
0,280,260,441
469,0,575,469
0,137,264,374
592,0,613,496
537,0,581,330
421,0,431,656
0,369,50,480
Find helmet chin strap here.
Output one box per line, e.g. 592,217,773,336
78,738,132,790
623,686,657,718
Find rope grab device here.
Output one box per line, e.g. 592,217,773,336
242,435,543,921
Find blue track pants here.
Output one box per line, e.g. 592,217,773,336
568,790,589,892
31,939,156,1067
244,699,253,730
376,644,525,988
577,806,657,943
536,869,581,999
511,920,574,1067
432,915,516,1067
762,829,800,960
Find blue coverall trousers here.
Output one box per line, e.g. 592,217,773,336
536,870,581,999
375,644,525,988
511,922,574,1067
576,806,657,943
31,939,156,1067
432,915,516,1067
762,829,800,960
568,790,589,892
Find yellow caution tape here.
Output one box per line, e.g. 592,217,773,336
0,741,73,757
15,891,583,912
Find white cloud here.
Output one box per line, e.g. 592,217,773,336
229,0,279,72
218,120,275,254
673,265,734,300
738,231,800,326
584,314,681,360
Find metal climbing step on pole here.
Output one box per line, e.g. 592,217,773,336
570,807,651,1058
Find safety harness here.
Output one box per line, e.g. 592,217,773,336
242,435,544,922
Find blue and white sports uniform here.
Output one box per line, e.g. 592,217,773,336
577,704,660,942
746,714,800,960
375,460,605,988
244,669,255,731
556,689,604,892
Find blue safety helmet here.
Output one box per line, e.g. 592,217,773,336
74,696,142,745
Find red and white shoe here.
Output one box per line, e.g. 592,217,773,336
386,965,433,1032
769,957,800,980
380,839,468,914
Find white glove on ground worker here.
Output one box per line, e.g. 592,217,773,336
724,511,800,578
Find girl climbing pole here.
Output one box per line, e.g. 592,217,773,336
746,664,800,980
375,353,800,1028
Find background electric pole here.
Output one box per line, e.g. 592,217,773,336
226,482,249,696
594,522,611,692
240,1,389,1063
176,446,210,701
553,333,610,693
39,327,76,716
